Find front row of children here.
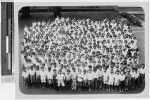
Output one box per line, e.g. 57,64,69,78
22,64,145,93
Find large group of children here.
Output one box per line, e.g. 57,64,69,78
21,17,145,93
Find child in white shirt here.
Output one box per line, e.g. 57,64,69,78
40,69,46,88
47,68,54,86
114,71,120,91
77,70,83,91
134,69,140,89
35,67,41,87
138,64,145,87
29,67,36,86
87,70,93,91
103,69,109,90
71,69,77,91
65,70,72,92
130,69,136,90
82,70,88,91
108,71,114,91
56,71,65,92
22,69,29,88
93,69,98,90
119,71,125,92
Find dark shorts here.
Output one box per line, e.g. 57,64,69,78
94,78,97,84
24,78,29,84
120,81,125,87
36,76,41,83
66,80,72,86
83,80,87,86
78,81,83,87
88,80,92,86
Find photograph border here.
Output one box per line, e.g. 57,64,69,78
14,1,149,99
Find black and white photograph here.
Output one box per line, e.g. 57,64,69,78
18,4,147,96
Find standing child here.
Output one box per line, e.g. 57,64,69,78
65,70,72,92
47,67,54,88
125,69,132,91
130,69,136,90
82,70,88,91
108,70,114,91
29,67,35,87
138,64,145,87
93,68,98,90
40,68,46,88
87,70,93,91
56,71,65,92
22,68,29,88
134,68,139,90
114,70,120,91
71,68,77,91
119,71,125,92
102,68,108,91
99,66,104,89
35,66,41,87
77,69,83,91
53,69,58,90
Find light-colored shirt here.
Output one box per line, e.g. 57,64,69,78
71,72,77,80
77,73,83,82
29,69,35,76
103,72,108,81
87,72,93,80
134,72,139,79
47,71,54,79
119,74,125,81
108,74,114,84
83,73,87,81
56,74,65,81
130,71,136,78
36,70,40,77
138,68,145,74
66,73,72,81
22,71,29,78
93,71,99,79
40,70,46,79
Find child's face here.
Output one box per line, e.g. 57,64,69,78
121,72,124,75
